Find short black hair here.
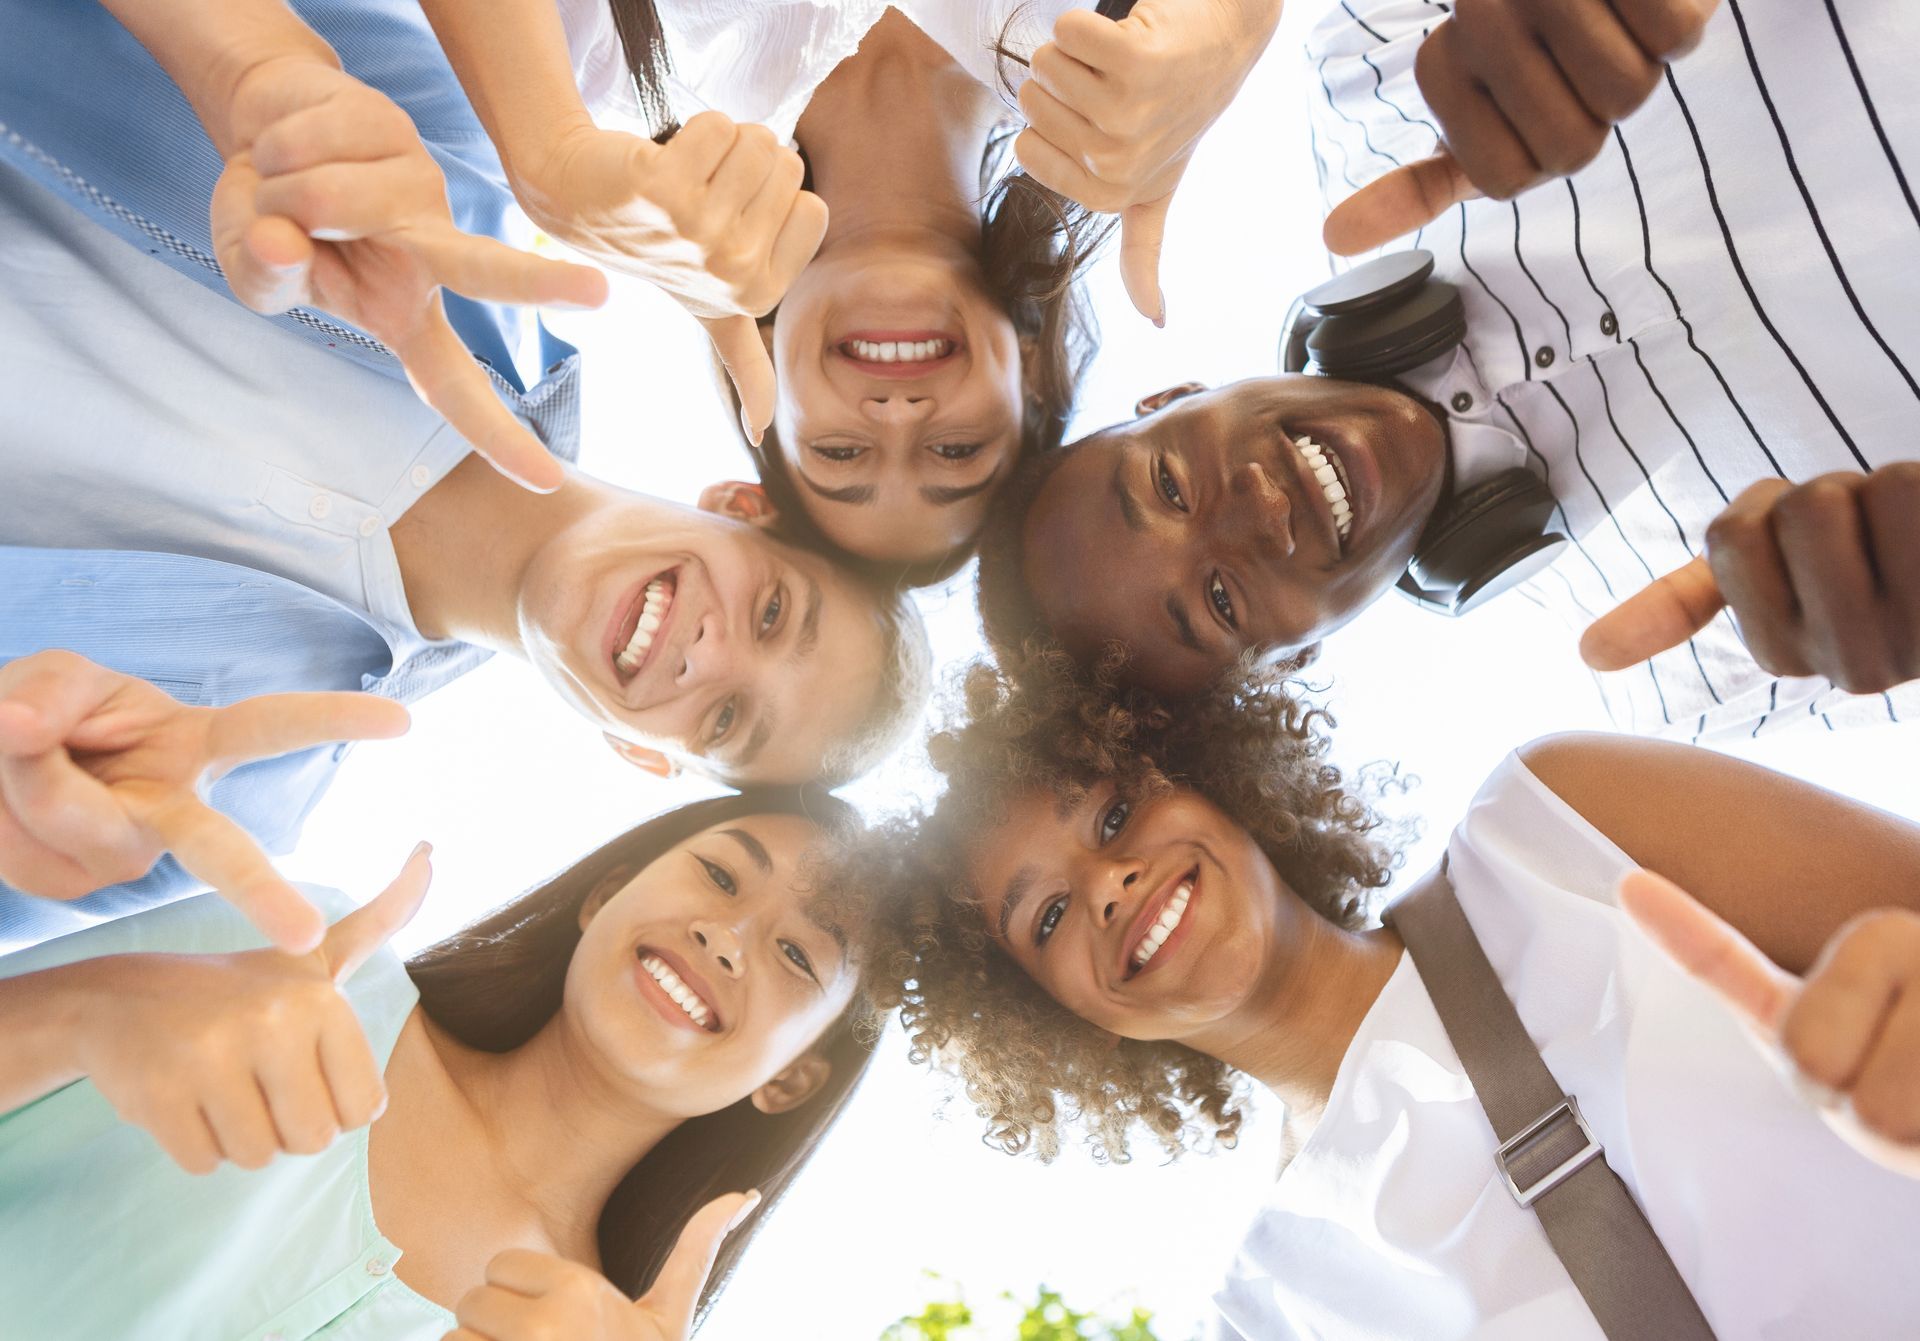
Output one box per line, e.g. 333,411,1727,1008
974,427,1093,656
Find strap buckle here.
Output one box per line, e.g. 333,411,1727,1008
1496,1096,1603,1207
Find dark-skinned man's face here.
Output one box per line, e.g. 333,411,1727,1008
1021,376,1449,697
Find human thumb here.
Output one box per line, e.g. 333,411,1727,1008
1120,194,1172,327
702,316,775,447
324,842,433,983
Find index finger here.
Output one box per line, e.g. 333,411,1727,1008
1580,555,1726,671
384,304,566,493
0,650,130,756
207,692,410,772
1619,868,1799,1032
702,315,776,447
125,784,326,954
408,227,609,313
1322,153,1479,256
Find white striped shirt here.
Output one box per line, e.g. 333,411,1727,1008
1306,0,1920,740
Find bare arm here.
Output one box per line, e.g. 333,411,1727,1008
1518,732,1920,975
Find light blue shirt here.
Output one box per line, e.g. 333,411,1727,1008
0,0,581,453
0,887,452,1341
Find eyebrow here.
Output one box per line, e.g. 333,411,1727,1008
797,472,876,506
996,864,1038,940
791,575,822,664
1111,456,1147,532
1166,594,1205,652
719,828,773,873
920,464,1004,508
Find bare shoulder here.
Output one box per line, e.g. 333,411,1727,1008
1514,732,1920,973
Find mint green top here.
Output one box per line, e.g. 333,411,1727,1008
0,888,455,1341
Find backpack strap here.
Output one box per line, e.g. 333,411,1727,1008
1385,861,1717,1340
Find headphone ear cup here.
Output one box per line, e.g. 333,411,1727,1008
1403,468,1568,615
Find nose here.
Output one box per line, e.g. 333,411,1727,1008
1080,853,1146,929
691,919,746,978
675,611,735,688
1223,460,1295,560
860,395,936,427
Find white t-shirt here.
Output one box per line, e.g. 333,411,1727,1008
556,0,1089,137
1212,753,1920,1340
0,158,464,666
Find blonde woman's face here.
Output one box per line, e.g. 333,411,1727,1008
564,815,859,1118
966,784,1290,1043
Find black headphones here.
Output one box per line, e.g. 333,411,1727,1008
1279,250,1569,616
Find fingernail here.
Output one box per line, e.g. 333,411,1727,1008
740,407,762,448
1790,1068,1843,1111
410,840,433,863
1153,299,1166,330
372,1092,389,1121
726,1190,762,1233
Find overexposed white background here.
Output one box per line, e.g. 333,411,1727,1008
286,5,1919,1336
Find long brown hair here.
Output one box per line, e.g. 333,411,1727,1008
604,0,1113,587
405,790,878,1326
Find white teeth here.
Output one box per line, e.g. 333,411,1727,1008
640,953,712,1027
1294,435,1354,544
616,578,673,675
1131,882,1193,968
848,338,951,364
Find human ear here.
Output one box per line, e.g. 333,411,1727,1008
1135,383,1206,417
603,731,679,778
577,866,633,932
697,480,779,528
749,1050,832,1115
1269,643,1322,675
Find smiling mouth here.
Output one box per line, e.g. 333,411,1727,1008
613,570,677,685
636,947,722,1032
835,330,963,379
1291,433,1354,550
1125,865,1198,978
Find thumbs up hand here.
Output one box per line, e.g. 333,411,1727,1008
1621,868,1920,1179
445,1191,761,1341
1012,0,1284,324
1579,467,1920,693
65,845,433,1174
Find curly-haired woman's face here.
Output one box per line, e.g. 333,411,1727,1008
967,783,1302,1042
564,815,858,1118
770,237,1025,565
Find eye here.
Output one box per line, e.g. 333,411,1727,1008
1208,573,1237,628
1155,457,1187,511
708,699,737,745
697,856,738,896
930,441,984,461
779,939,819,982
1034,895,1067,947
759,587,784,637
810,444,863,463
1098,797,1131,843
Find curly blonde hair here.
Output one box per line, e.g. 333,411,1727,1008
844,646,1402,1164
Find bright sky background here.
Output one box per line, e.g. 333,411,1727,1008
285,4,1919,1337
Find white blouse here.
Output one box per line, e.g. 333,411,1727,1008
1213,753,1920,1340
556,0,1089,138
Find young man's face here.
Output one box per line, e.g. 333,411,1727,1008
1021,377,1448,696
516,487,898,785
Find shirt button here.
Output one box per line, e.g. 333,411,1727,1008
1450,391,1474,413
1599,312,1618,337
308,495,332,520
1533,345,1556,369
365,1257,390,1276
358,515,382,538
410,464,431,488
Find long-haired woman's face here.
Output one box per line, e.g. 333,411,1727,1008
967,783,1292,1042
769,238,1025,565
566,814,858,1116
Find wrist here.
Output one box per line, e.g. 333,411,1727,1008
507,116,603,236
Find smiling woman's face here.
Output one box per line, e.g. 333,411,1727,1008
966,782,1303,1044
564,814,860,1119
769,235,1026,566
